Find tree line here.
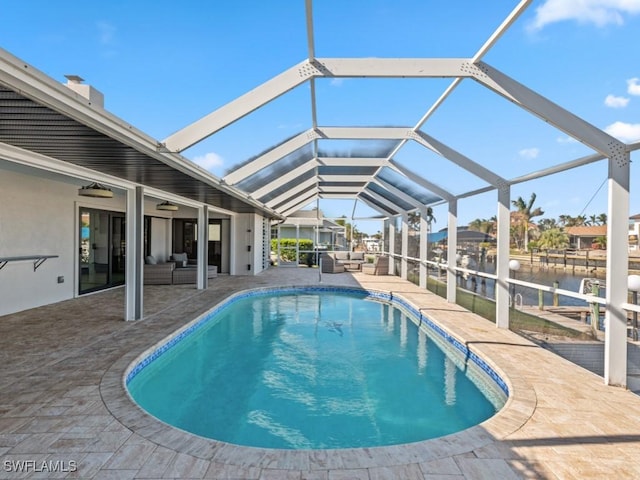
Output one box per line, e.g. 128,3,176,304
468,193,608,251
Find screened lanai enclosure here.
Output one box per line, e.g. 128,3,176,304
156,0,640,388
1,0,640,389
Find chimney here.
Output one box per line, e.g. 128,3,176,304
63,75,104,108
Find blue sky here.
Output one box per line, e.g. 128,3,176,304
1,1,639,234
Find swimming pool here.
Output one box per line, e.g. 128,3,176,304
126,287,507,449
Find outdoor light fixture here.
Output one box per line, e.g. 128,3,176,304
78,182,113,198
156,201,178,211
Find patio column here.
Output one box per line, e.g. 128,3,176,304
446,199,458,303
125,186,144,321
401,213,408,280
495,185,510,329
388,217,396,276
419,207,428,289
196,205,209,290
605,152,630,387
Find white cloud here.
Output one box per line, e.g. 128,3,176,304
604,94,630,108
193,152,224,171
528,0,640,31
557,135,578,144
519,147,540,159
96,21,116,45
330,78,344,87
605,121,640,142
628,77,640,95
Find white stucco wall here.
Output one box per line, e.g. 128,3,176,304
230,213,269,275
150,217,170,262
0,169,127,316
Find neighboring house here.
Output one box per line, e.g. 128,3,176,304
364,238,381,252
428,227,497,248
565,226,607,250
277,210,347,249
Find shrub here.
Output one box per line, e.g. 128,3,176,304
270,239,314,262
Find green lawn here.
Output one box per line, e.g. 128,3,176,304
422,276,586,338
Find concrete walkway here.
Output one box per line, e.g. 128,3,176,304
2,268,640,479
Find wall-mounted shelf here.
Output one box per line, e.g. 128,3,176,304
0,255,59,272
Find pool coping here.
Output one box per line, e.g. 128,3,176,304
99,284,536,470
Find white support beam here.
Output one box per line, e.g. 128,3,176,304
224,130,318,184
280,191,318,216
495,186,511,329
446,199,458,303
319,186,364,193
401,214,409,280
318,175,373,183
163,61,313,152
197,205,209,290
125,186,144,321
413,131,506,187
510,151,606,186
364,189,408,216
358,196,395,217
317,126,412,139
318,157,388,167
305,0,315,61
473,62,626,158
419,207,428,289
319,193,358,198
388,160,455,202
604,152,630,387
374,177,431,211
266,177,317,208
314,58,472,78
388,219,396,265
250,158,317,199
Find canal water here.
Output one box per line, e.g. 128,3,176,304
450,262,606,307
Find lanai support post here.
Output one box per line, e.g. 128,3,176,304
388,218,396,276
605,152,630,387
419,207,428,289
125,186,144,321
197,205,209,290
496,185,510,329
401,213,409,280
446,199,458,303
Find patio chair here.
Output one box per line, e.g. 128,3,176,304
320,253,345,273
362,255,389,275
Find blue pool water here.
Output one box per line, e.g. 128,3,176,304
127,289,506,449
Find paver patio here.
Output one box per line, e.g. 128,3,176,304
2,268,640,479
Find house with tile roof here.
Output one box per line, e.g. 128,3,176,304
565,226,608,250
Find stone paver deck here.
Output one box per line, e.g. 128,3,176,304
2,268,640,479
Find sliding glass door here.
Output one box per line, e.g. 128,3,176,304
79,208,126,294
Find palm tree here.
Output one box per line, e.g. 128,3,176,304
468,217,496,235
538,218,558,232
537,228,569,250
511,193,544,251
558,214,570,227
597,213,607,225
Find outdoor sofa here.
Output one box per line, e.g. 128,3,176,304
144,254,217,284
